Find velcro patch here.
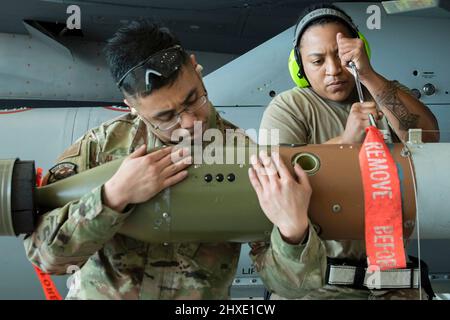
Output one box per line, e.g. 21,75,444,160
48,162,78,183
57,140,82,162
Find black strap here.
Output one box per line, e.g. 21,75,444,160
353,266,366,289
408,255,435,300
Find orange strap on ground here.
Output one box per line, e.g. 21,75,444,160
32,167,62,300
359,127,406,270
32,265,62,300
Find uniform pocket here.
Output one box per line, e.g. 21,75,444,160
177,243,241,279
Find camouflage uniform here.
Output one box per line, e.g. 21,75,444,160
24,106,307,300
252,86,429,300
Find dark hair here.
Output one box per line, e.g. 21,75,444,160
296,3,358,48
104,20,189,97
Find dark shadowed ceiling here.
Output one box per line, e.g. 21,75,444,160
1,0,380,54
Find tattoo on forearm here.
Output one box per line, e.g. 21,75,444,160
375,81,420,130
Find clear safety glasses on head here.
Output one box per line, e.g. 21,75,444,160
116,45,185,94
140,93,209,131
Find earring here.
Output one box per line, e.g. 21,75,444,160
195,63,204,76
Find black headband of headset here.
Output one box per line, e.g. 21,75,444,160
293,8,358,48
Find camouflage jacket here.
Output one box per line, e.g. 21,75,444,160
23,106,313,300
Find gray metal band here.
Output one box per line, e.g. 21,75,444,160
0,159,16,236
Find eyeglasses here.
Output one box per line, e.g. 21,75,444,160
116,45,185,95
140,94,209,131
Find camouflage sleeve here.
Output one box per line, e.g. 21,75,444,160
249,220,328,299
24,186,133,274
23,132,133,275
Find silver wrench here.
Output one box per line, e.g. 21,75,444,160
348,61,377,127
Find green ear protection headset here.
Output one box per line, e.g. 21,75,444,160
289,8,371,88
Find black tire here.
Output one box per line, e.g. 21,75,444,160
11,160,36,235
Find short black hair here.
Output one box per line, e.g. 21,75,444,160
296,3,358,48
104,20,189,97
